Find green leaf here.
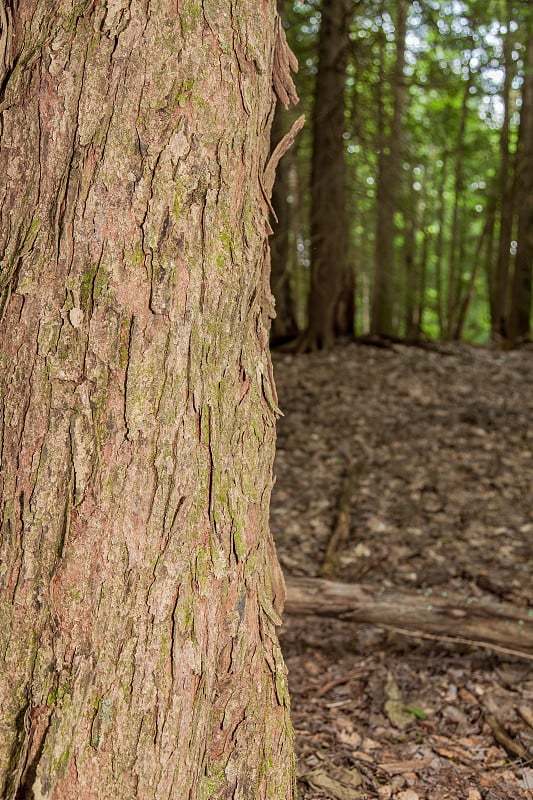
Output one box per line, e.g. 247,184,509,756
404,706,429,720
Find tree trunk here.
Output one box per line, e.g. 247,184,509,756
303,0,353,350
403,170,420,341
493,0,515,342
371,0,408,338
452,196,496,341
415,176,430,337
270,102,299,344
333,267,356,338
446,70,471,339
0,3,296,798
434,156,448,338
509,13,533,345
270,0,300,346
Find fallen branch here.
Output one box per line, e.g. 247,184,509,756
284,576,533,660
484,712,531,760
320,461,364,580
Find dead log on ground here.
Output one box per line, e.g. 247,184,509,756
284,576,533,660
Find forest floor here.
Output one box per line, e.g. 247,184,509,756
270,340,533,800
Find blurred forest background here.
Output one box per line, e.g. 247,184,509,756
270,0,533,350
269,5,533,795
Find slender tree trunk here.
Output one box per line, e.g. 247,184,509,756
0,3,296,798
485,194,500,332
509,14,533,344
270,0,299,345
404,169,420,340
303,0,353,350
446,70,471,338
434,156,448,337
493,0,515,341
371,0,408,338
418,227,429,334
270,103,299,344
452,197,497,340
288,157,308,329
415,172,431,337
371,16,391,337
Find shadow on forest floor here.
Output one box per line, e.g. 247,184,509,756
271,340,533,800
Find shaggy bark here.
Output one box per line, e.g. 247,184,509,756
0,2,296,798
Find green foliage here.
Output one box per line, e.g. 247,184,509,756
403,705,429,720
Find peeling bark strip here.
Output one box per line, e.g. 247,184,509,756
0,0,13,85
272,15,299,109
263,114,305,201
0,2,297,798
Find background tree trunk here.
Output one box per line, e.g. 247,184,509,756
493,0,515,342
303,0,353,350
371,0,408,338
0,2,296,798
403,169,421,340
270,98,299,344
434,156,448,337
509,13,533,344
446,71,472,338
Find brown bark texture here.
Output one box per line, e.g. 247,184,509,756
0,2,297,798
